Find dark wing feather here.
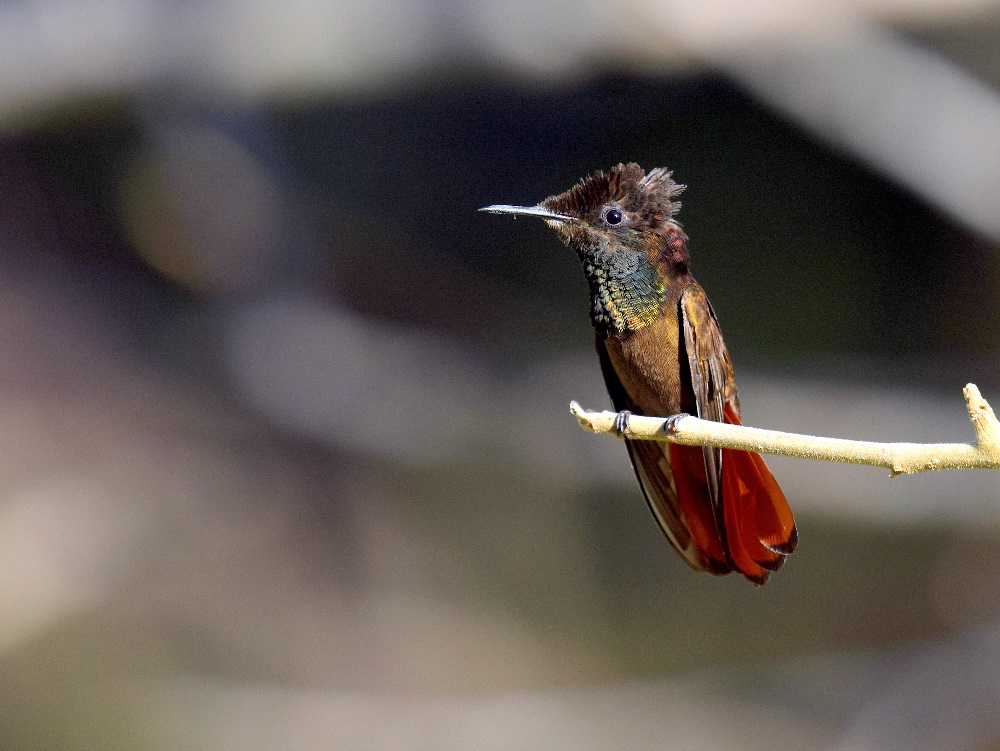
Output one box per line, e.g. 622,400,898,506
680,285,797,583
596,336,729,574
679,284,733,525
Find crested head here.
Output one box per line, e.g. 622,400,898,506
542,164,689,335
480,163,692,336
541,163,685,230
535,163,690,275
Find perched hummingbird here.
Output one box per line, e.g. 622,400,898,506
482,163,797,584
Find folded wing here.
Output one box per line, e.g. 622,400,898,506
681,286,797,583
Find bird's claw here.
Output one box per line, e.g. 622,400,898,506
613,410,632,438
663,413,691,435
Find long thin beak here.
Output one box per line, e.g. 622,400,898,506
479,204,574,222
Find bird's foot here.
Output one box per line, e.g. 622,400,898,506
663,413,692,435
612,410,632,439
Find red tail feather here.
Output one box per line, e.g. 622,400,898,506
721,404,797,582
668,443,727,568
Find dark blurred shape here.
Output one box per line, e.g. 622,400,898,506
122,122,282,294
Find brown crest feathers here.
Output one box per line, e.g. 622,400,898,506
541,163,685,229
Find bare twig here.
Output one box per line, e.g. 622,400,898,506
570,383,1000,476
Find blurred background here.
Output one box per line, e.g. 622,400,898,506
1,0,1000,749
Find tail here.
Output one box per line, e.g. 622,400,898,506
719,403,797,584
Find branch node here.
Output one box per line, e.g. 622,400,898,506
964,383,1000,460
569,401,595,432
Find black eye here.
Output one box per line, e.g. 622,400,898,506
602,207,623,226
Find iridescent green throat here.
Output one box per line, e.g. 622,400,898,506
578,242,666,337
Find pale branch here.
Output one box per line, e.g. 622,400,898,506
570,383,1000,476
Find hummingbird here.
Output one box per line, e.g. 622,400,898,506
481,163,797,584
